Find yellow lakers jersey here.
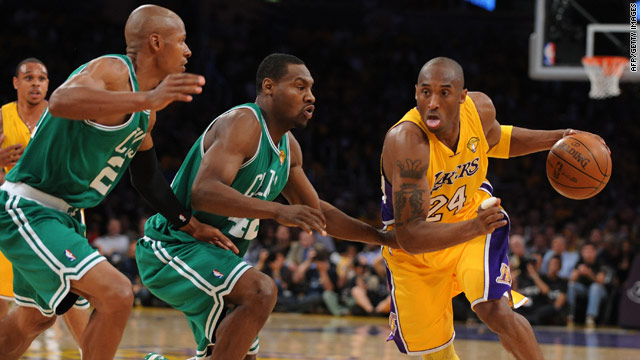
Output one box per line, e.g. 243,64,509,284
1,102,31,173
381,96,491,226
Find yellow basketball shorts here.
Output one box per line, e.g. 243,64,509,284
0,250,13,299
382,213,527,355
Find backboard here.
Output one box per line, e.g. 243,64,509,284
529,0,639,81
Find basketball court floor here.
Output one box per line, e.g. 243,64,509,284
23,307,640,359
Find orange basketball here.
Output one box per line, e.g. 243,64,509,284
546,133,611,200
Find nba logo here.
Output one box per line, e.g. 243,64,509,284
64,249,76,262
212,270,224,279
543,42,556,66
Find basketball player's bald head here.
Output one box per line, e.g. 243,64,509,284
124,5,183,50
418,57,465,90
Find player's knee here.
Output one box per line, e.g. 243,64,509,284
256,275,278,309
475,300,514,333
97,276,134,312
29,315,57,334
16,307,57,334
246,273,277,313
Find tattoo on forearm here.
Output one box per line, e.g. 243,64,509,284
394,183,427,226
396,159,428,179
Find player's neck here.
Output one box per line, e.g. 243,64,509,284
16,99,47,125
435,118,460,152
262,112,288,145
127,53,163,91
255,100,288,144
135,68,164,92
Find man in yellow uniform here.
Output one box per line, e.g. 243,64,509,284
380,57,606,360
0,57,89,346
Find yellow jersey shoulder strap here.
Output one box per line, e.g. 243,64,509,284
1,102,32,173
1,102,30,147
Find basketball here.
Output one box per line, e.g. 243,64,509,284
546,133,611,200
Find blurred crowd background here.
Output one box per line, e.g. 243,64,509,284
1,0,638,328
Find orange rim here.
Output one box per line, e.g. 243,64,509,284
582,56,628,76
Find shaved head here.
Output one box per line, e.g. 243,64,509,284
124,5,183,51
418,57,465,90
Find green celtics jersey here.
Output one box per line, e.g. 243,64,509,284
7,55,150,209
145,103,290,256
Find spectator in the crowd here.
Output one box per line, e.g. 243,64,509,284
314,232,337,254
516,255,568,325
540,235,580,279
344,255,390,316
616,240,635,284
260,250,297,313
335,244,358,291
290,248,342,314
286,231,325,269
274,224,292,254
509,234,537,278
314,249,349,316
94,217,130,265
528,233,549,257
567,242,613,328
563,223,580,252
243,221,277,266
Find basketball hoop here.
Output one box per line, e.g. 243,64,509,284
581,56,629,99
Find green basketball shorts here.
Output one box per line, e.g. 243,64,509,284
136,236,258,358
0,191,103,316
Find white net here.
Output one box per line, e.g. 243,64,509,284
582,56,629,99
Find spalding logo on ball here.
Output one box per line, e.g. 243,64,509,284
546,133,611,200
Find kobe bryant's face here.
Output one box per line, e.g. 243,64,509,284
415,65,466,135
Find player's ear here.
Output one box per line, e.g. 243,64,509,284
459,88,468,104
149,33,161,52
12,76,18,90
414,84,419,101
262,78,275,95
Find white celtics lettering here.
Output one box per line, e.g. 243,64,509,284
245,169,278,199
90,127,145,195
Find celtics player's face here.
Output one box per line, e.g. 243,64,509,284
13,63,49,106
272,64,316,129
415,65,466,135
157,19,192,74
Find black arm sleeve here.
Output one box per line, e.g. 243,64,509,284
129,146,191,228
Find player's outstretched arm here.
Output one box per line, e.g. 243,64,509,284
130,116,238,253
383,122,506,254
190,110,326,235
319,200,399,248
471,92,606,157
49,57,204,125
280,133,397,247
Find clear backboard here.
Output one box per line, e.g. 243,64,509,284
529,0,639,81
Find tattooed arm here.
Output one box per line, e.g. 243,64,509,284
381,122,507,254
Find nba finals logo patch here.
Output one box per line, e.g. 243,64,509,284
212,270,224,279
64,249,76,262
467,137,479,153
496,263,512,285
279,150,286,165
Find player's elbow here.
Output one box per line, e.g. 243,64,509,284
395,226,425,255
190,185,206,211
48,91,63,117
48,88,75,118
396,223,446,254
